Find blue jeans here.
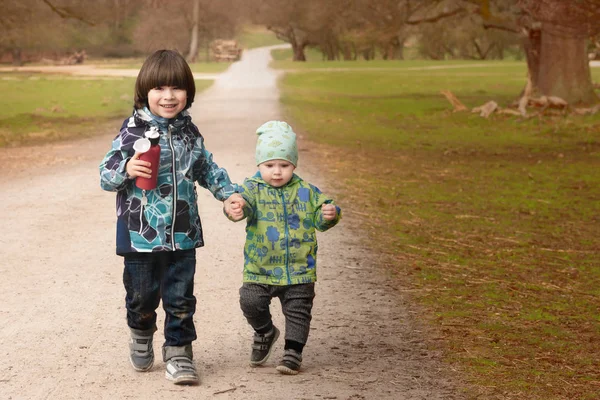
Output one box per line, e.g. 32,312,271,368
123,249,197,347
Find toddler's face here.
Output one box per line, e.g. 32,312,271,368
258,159,295,187
148,86,187,119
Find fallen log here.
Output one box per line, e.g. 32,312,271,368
441,90,468,112
472,101,498,118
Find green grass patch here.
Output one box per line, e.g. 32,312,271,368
88,58,231,74
0,73,213,146
270,49,524,69
191,62,231,74
237,25,286,49
277,61,600,399
271,43,424,62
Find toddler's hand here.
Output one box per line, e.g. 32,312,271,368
321,204,337,221
224,194,245,221
225,193,245,208
126,153,152,179
225,201,244,221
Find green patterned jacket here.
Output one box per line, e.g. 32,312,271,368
234,173,341,286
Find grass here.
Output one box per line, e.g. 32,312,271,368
271,45,478,63
0,72,214,146
276,60,600,399
88,58,231,74
237,25,286,49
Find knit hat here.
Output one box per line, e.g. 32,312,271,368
255,120,298,166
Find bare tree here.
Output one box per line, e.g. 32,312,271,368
187,0,201,61
355,0,467,60
517,0,600,104
248,0,320,61
249,0,468,61
0,0,96,64
0,0,145,63
465,0,599,104
132,0,241,59
418,12,519,60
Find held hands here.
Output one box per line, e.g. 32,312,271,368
224,193,246,221
126,153,152,179
321,204,337,221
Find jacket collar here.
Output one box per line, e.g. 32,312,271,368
135,107,190,131
249,172,300,188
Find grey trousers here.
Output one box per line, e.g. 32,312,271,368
239,282,316,345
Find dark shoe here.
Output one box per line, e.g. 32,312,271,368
129,330,154,372
276,349,302,375
249,326,280,366
165,356,199,385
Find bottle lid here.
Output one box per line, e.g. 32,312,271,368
145,127,160,140
133,138,151,153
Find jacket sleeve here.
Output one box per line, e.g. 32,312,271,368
310,184,342,232
193,140,238,201
99,130,133,192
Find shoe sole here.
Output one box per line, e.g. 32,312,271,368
129,355,154,372
276,365,299,375
249,327,280,367
165,371,200,385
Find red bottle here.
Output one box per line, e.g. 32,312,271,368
135,127,161,190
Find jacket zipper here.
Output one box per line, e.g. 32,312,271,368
139,189,146,235
279,189,292,285
168,124,177,251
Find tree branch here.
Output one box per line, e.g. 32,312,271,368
482,22,520,34
42,0,95,26
406,7,467,25
267,26,291,42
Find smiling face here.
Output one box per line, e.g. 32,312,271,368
134,50,196,112
258,159,296,187
147,86,187,119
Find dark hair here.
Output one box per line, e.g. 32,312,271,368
134,50,196,110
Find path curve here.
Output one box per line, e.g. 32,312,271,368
0,46,463,400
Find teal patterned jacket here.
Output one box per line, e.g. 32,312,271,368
99,108,237,255
235,173,341,286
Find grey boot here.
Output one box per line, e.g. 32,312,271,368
129,328,155,372
250,326,280,367
276,348,302,375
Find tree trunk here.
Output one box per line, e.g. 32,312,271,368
538,25,598,105
516,27,543,100
286,26,308,62
389,34,406,60
523,27,542,94
341,44,353,60
321,38,336,61
362,46,375,60
396,41,405,60
11,48,23,66
384,40,403,60
292,43,307,61
186,0,200,62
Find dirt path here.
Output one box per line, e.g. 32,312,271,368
0,46,463,400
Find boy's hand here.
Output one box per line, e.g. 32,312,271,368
126,153,152,179
321,204,337,221
224,193,245,221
